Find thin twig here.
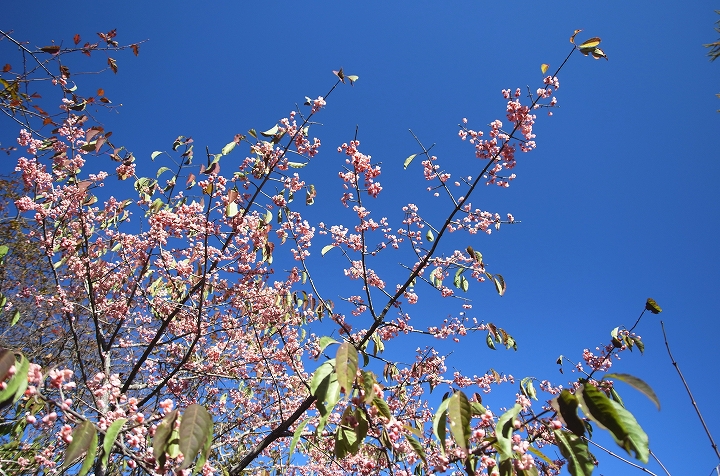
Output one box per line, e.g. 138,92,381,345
583,437,657,475
661,321,720,462
649,449,672,476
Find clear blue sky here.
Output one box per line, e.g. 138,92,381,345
3,1,719,474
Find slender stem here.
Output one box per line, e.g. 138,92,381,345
661,321,720,462
583,437,658,475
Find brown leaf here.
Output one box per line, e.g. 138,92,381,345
2,64,10,73
73,34,81,45
131,44,139,56
40,45,61,55
60,65,70,78
570,29,582,44
97,88,104,96
108,58,118,74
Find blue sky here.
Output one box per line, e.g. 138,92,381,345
3,1,720,474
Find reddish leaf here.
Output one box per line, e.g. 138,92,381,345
42,117,54,126
86,129,102,142
100,97,111,103
94,136,107,153
131,44,139,56
32,105,48,116
73,34,81,45
108,58,118,74
97,88,105,96
2,64,10,72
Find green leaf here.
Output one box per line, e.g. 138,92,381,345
521,377,538,401
604,374,660,410
492,273,506,296
260,125,279,137
194,422,213,475
288,418,309,462
554,429,595,476
9,310,19,326
62,420,97,470
495,404,521,460
373,396,392,421
226,202,238,218
156,166,172,178
287,161,307,168
360,370,376,404
178,404,213,469
527,445,556,467
403,154,417,169
321,244,335,256
221,141,236,155
578,383,649,463
645,298,662,314
407,434,427,464
447,391,471,452
310,360,338,404
486,332,496,350
426,229,434,242
100,417,126,470
0,245,8,261
433,396,451,453
550,390,585,437
335,342,359,397
151,151,163,160
318,337,339,355
153,410,178,465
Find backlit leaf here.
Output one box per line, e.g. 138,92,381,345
221,141,236,155
178,404,213,469
335,342,359,397
403,154,417,169
578,37,601,49
260,125,279,137
321,244,335,256
541,63,549,74
100,418,126,470
373,396,392,421
62,420,97,469
433,396,451,453
495,404,521,459
153,410,178,464
288,418,309,461
447,391,471,452
310,360,336,402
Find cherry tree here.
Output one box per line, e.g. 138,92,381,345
0,27,664,476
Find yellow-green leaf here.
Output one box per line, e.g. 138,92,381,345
645,298,662,314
